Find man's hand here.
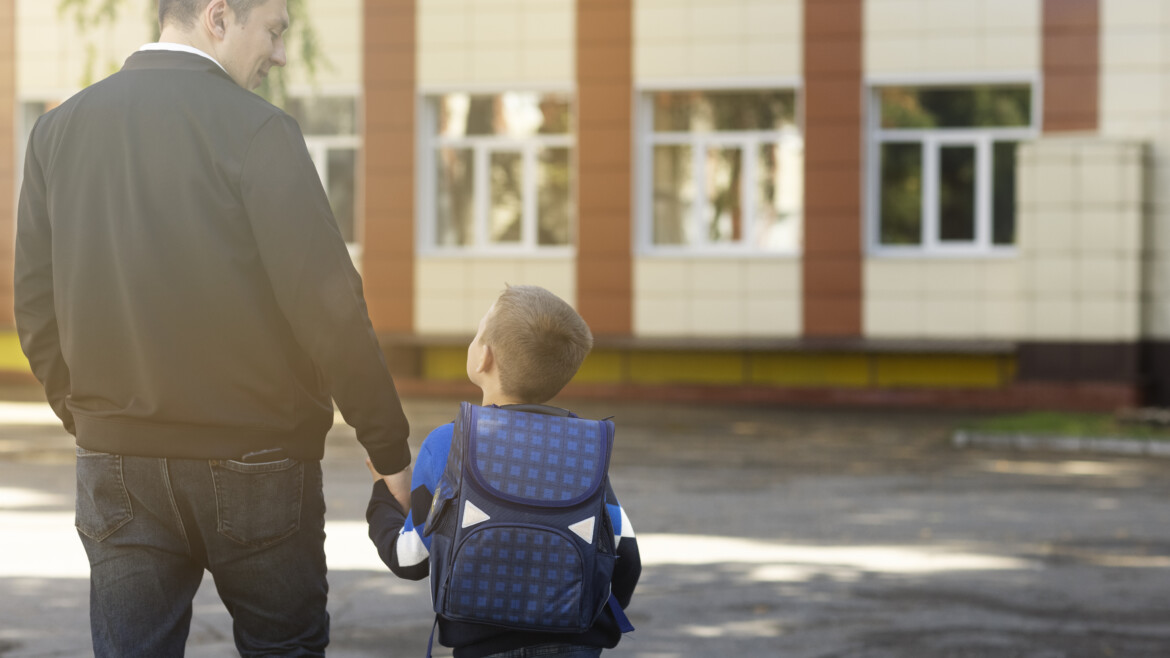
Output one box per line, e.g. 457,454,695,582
366,458,412,513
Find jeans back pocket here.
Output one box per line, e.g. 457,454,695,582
75,447,134,542
210,458,304,548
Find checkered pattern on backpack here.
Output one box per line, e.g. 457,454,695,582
449,527,583,628
473,406,602,504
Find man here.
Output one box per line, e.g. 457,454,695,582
14,0,411,655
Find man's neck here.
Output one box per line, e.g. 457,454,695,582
157,27,218,62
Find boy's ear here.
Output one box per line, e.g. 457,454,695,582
477,344,495,375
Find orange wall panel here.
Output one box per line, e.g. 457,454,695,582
362,0,416,334
802,0,863,338
0,0,14,328
576,0,633,336
1043,0,1098,132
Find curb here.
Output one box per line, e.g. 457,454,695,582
952,430,1170,458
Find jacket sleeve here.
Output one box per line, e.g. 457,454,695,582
367,435,443,580
606,483,641,609
13,120,75,435
239,113,410,474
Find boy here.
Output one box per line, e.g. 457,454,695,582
367,285,640,657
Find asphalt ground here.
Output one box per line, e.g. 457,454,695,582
2,392,1170,657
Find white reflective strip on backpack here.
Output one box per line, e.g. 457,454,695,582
461,500,491,528
568,516,596,543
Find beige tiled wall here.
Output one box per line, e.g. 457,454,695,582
415,257,577,334
1016,137,1145,341
865,260,1024,339
1099,1,1169,338
286,0,363,90
418,0,574,86
634,258,801,337
634,0,801,81
866,138,1145,343
17,0,360,97
17,0,153,98
865,0,1041,74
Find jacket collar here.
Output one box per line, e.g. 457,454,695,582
121,49,236,85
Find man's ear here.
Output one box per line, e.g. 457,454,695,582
203,0,229,40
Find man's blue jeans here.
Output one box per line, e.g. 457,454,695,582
75,447,329,657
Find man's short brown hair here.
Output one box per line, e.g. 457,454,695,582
159,0,265,28
481,285,593,404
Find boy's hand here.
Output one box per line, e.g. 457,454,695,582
366,458,413,513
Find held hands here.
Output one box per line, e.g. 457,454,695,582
366,458,412,513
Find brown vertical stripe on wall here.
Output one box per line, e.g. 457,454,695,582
576,0,633,336
0,0,15,328
802,0,863,337
1043,0,1099,132
362,0,415,333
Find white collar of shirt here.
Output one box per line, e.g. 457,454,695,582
138,42,227,74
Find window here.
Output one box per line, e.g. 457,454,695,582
15,101,53,196
640,89,802,253
869,84,1036,254
423,92,574,252
286,94,361,245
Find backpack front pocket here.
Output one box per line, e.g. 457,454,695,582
441,523,590,632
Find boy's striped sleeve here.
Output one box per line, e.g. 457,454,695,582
366,425,451,581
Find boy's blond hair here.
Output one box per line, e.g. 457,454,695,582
481,285,593,403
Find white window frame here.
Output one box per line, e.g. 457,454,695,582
418,87,576,258
14,96,65,221
635,80,804,258
286,88,363,259
865,75,1041,258
304,134,362,255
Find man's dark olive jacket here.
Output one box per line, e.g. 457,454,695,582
14,50,411,474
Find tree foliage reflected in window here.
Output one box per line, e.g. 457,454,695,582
646,89,802,253
872,84,1034,253
880,86,1031,129
429,93,574,250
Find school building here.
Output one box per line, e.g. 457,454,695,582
0,0,1166,410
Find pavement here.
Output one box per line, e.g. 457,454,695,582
2,389,1170,657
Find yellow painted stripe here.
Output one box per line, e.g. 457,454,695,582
422,347,467,381
0,332,30,372
750,353,870,388
420,344,1015,391
874,354,1009,389
573,350,625,384
628,351,745,385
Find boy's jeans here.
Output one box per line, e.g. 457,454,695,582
75,447,329,657
486,645,603,657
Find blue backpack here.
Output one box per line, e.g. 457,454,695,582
423,402,633,648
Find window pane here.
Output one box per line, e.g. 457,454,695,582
436,148,475,246
880,86,1031,129
755,141,802,251
993,142,1018,245
284,96,357,135
437,93,571,137
704,146,743,244
653,90,797,132
880,143,923,245
326,148,357,243
489,151,523,243
939,145,977,242
537,148,572,246
653,145,694,245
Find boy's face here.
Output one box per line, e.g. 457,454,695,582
466,303,494,384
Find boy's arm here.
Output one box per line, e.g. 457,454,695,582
366,479,430,580
366,433,444,581
606,482,641,608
